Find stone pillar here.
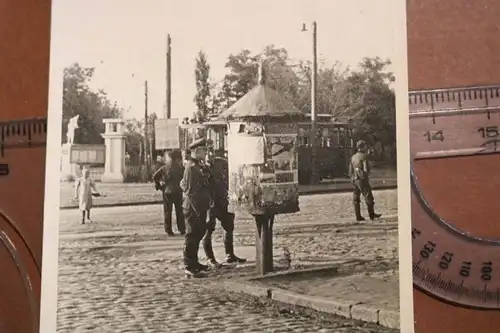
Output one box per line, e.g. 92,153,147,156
101,119,126,183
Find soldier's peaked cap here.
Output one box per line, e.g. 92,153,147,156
356,140,367,149
189,137,213,149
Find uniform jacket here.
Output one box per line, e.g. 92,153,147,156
349,152,370,181
180,159,211,215
207,157,229,209
152,161,184,194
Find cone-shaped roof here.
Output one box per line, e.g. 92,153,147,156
216,62,305,121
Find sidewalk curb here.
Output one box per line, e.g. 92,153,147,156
222,278,399,329
60,184,397,210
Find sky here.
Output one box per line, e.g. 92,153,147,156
51,0,399,121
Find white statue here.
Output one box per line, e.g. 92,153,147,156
67,115,80,144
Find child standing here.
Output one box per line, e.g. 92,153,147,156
74,167,99,224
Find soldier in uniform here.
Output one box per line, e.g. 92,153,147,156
180,138,212,277
153,150,185,235
349,140,382,222
202,149,247,268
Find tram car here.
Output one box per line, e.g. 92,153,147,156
178,114,354,184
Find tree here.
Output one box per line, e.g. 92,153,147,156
125,113,158,165
193,51,213,123
125,118,144,165
338,57,396,164
217,45,302,109
209,45,396,165
214,45,345,116
62,63,123,144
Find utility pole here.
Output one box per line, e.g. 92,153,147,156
310,21,319,185
166,34,172,119
144,80,149,167
302,21,319,184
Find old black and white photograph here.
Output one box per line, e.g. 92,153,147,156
54,0,401,332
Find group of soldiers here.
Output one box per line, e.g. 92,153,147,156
153,137,246,278
152,137,381,277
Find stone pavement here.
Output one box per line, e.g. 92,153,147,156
57,190,399,333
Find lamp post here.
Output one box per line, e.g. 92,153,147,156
302,21,319,184
165,34,172,119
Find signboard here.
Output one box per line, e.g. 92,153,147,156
155,118,180,150
68,144,106,164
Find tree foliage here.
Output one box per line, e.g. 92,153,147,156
193,51,212,123
62,63,122,144
125,113,157,165
200,45,396,164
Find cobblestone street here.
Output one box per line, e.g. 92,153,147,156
57,190,399,333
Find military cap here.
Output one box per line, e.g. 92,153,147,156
188,137,214,150
189,137,207,150
356,140,367,149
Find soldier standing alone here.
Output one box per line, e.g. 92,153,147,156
349,140,382,222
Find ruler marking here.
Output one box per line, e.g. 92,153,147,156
0,123,4,157
0,119,47,158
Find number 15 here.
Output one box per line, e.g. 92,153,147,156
478,126,499,138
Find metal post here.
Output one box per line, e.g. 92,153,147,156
310,21,319,184
166,34,172,119
144,80,149,167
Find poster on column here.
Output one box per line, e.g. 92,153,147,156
259,134,299,212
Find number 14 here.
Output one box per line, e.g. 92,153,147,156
424,130,444,142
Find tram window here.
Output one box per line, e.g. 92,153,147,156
339,130,348,147
212,131,219,149
320,137,327,147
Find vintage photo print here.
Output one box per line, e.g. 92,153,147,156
45,0,406,332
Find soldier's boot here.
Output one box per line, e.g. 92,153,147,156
226,254,247,264
196,262,211,271
367,204,382,220
354,203,365,222
184,267,206,278
202,232,221,268
207,258,223,269
164,221,174,236
224,233,247,264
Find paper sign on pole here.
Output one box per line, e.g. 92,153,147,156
155,118,180,150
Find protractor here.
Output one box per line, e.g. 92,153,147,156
0,118,47,332
410,85,500,309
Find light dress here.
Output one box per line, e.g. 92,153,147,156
74,177,97,211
